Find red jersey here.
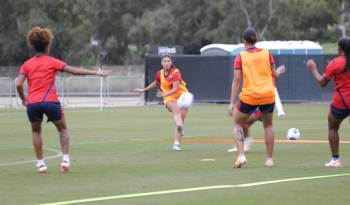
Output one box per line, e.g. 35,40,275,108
234,47,275,69
19,55,66,104
323,55,350,109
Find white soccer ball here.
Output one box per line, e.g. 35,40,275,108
177,92,194,108
287,128,300,140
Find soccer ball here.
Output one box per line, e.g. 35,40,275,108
177,92,194,108
287,128,300,140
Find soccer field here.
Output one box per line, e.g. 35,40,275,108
0,104,350,205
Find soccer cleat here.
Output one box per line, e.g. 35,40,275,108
37,165,48,173
325,159,342,168
233,155,247,168
173,144,182,151
264,158,274,167
227,137,254,152
60,161,70,173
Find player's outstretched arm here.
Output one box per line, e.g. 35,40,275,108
63,65,111,77
306,59,329,87
133,80,158,93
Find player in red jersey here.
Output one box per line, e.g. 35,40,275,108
307,37,350,168
16,27,110,173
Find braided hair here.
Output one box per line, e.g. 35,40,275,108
338,37,350,72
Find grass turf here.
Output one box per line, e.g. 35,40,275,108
0,104,349,205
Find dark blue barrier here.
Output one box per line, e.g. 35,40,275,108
145,54,337,103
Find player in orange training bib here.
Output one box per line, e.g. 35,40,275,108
134,55,191,151
228,28,286,168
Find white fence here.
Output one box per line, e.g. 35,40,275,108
0,76,145,109
0,77,14,108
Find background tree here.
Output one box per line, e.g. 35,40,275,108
0,0,347,66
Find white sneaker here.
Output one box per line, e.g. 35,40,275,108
60,161,70,173
227,137,254,152
265,158,274,167
325,159,342,167
173,144,182,151
233,155,247,168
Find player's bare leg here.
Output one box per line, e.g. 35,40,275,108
167,101,184,151
53,117,70,172
233,110,250,168
180,107,188,123
261,113,274,167
228,112,259,152
325,113,343,167
31,122,47,173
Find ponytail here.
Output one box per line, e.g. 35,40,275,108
338,37,350,72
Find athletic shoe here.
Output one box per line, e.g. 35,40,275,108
227,137,254,152
264,158,274,167
37,165,48,173
233,155,247,168
60,161,70,173
173,144,182,151
324,159,342,167
177,125,184,137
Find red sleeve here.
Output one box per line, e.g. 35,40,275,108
233,54,242,70
19,64,27,76
173,71,182,81
52,58,66,72
269,52,275,65
323,59,336,80
155,71,161,82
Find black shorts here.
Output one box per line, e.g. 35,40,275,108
330,105,350,120
26,102,63,123
236,101,275,115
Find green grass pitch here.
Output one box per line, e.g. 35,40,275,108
0,104,350,205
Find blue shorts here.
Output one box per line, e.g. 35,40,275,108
237,101,275,115
26,102,63,123
330,105,350,120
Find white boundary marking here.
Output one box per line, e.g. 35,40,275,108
37,173,350,205
0,147,61,166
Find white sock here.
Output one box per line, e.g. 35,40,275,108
36,159,45,167
62,154,70,164
238,153,246,159
174,141,180,145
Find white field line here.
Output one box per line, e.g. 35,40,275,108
37,173,350,205
0,147,61,166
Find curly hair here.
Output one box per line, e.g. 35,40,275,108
26,27,53,52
